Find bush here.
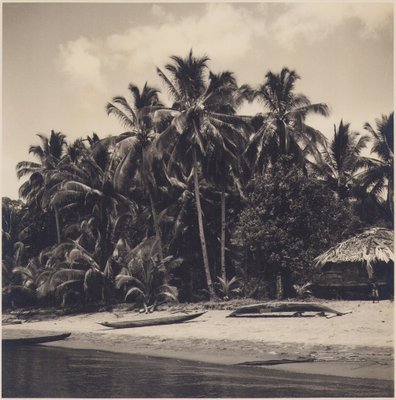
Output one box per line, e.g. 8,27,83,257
233,157,362,297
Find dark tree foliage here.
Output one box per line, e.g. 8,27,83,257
2,198,26,285
233,157,363,297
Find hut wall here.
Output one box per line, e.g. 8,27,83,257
313,261,394,299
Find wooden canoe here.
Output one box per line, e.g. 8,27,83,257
227,303,350,318
99,311,206,329
3,332,71,345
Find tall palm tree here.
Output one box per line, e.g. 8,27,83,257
16,130,67,201
308,120,370,199
358,112,394,218
106,83,165,260
16,130,67,244
243,69,329,298
154,50,248,298
245,68,329,173
106,82,162,132
201,71,246,282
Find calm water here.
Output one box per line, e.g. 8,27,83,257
2,345,393,398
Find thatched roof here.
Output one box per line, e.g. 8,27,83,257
314,227,394,269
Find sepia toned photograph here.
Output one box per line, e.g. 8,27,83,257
2,1,394,397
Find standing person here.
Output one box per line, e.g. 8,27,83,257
369,279,380,303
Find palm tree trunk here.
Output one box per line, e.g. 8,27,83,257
278,120,288,154
148,190,164,262
386,162,395,221
387,169,393,219
276,274,283,299
192,148,215,299
99,200,110,269
142,146,164,262
220,184,226,281
54,206,61,244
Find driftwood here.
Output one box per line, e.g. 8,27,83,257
227,303,351,318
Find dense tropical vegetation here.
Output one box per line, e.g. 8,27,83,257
2,51,393,310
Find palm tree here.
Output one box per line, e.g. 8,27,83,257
8,255,61,305
243,69,329,298
358,112,394,219
200,72,247,282
23,242,111,307
50,149,137,270
106,82,162,132
308,120,370,199
106,83,165,260
115,241,179,313
154,50,248,298
16,130,67,244
245,68,329,173
16,130,67,202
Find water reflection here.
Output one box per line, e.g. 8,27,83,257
2,345,393,398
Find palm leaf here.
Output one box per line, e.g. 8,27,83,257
115,274,144,289
48,269,85,292
106,101,136,129
67,248,100,270
125,286,144,300
156,67,181,102
50,190,84,208
157,288,179,303
12,266,34,281
62,181,102,196
16,161,42,179
54,279,84,295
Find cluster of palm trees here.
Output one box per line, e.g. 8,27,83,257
2,50,393,309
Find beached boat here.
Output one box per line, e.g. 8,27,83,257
3,332,71,345
99,311,206,329
227,303,350,318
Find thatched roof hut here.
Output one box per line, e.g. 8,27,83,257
313,227,394,299
314,227,394,268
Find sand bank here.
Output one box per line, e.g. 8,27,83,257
3,300,394,381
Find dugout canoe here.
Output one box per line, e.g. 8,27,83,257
3,332,71,345
227,303,350,318
99,311,206,329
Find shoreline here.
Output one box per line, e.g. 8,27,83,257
2,300,394,381
42,331,393,381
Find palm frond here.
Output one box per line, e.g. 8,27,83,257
28,145,45,160
106,101,136,129
67,247,100,270
115,274,144,289
12,266,34,281
50,190,84,209
125,286,144,300
289,103,330,119
62,181,101,196
157,285,179,303
156,67,181,102
49,269,85,292
16,161,42,179
54,279,84,296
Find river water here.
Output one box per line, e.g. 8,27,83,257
2,345,393,398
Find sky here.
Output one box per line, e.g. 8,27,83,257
2,1,394,199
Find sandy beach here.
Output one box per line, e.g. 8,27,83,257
3,300,394,381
